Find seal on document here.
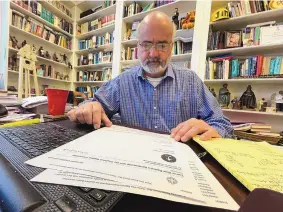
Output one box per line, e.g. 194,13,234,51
161,154,176,163
167,177,178,185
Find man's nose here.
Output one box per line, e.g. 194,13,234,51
149,47,159,58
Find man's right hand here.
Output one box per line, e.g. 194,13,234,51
67,102,112,129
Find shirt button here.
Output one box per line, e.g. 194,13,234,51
154,88,157,91
154,107,156,110
154,126,158,129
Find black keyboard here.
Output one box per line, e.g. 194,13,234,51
0,122,123,212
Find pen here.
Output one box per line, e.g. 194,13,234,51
0,118,41,128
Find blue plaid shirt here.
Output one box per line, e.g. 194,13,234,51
93,63,233,137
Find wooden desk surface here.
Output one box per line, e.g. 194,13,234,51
57,120,250,212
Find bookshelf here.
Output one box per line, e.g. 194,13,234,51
10,2,73,37
202,0,283,132
6,0,75,96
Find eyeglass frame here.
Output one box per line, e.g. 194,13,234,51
137,41,173,52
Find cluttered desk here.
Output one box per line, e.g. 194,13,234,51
0,118,283,212
0,88,283,212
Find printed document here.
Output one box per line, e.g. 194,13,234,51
27,125,239,210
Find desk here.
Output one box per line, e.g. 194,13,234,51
57,120,250,212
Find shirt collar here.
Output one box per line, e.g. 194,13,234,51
137,63,175,80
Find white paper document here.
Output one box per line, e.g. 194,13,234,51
27,125,239,210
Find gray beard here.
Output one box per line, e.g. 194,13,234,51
139,58,170,75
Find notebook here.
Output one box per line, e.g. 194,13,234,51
194,137,283,193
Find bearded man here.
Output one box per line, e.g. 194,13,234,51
67,11,233,142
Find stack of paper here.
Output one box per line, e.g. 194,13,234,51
195,137,283,193
26,125,239,210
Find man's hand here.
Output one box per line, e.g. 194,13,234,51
67,102,112,129
170,118,221,142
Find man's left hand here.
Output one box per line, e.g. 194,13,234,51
170,118,221,142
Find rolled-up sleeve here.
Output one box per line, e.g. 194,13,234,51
196,76,234,138
92,76,120,118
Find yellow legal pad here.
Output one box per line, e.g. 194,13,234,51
194,137,283,193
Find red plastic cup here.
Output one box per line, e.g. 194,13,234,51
46,88,69,115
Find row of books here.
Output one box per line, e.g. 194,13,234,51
12,0,73,35
205,55,283,80
77,14,115,35
77,52,113,66
207,21,282,50
122,47,137,61
226,0,271,18
80,0,116,19
123,21,139,41
77,68,112,82
11,10,72,50
123,1,175,18
76,86,101,99
40,0,72,18
36,64,57,79
172,41,193,55
78,32,114,50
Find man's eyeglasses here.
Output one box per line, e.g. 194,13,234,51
138,41,172,52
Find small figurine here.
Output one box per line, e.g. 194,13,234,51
60,54,68,65
275,90,283,112
21,40,27,48
218,83,231,108
239,85,257,110
231,97,241,110
10,36,19,49
68,62,72,69
32,44,36,52
172,8,179,30
181,10,195,29
38,46,45,57
64,75,69,81
53,52,59,62
259,98,267,112
45,51,51,59
210,88,217,98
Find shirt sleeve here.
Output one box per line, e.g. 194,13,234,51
195,75,234,138
91,76,120,118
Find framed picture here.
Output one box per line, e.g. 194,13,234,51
225,31,242,48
